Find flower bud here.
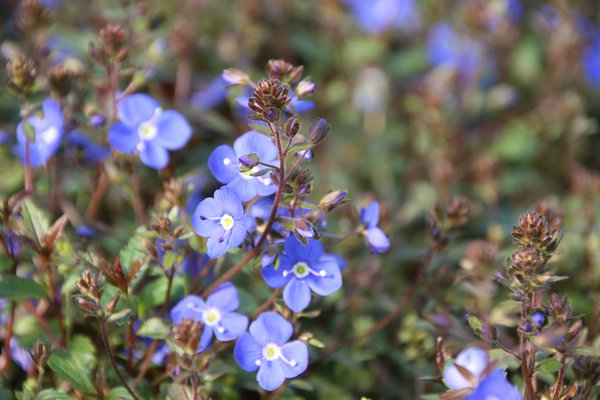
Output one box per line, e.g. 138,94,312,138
308,118,330,144
239,153,260,170
105,291,121,314
320,190,347,212
284,115,301,138
222,68,251,86
296,80,316,97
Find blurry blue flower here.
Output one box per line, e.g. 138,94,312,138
427,23,486,85
234,312,308,391
190,77,228,111
208,131,277,202
16,98,64,167
67,130,109,164
0,130,11,144
75,224,96,238
345,0,421,35
262,236,342,312
287,96,314,114
9,337,33,371
359,202,390,253
466,369,522,400
2,227,21,258
444,347,488,390
171,282,248,352
89,114,106,128
108,94,192,169
583,34,600,88
191,187,247,258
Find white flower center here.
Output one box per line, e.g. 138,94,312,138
262,343,282,361
220,214,234,230
282,261,327,279
41,126,58,145
138,121,158,141
202,307,222,327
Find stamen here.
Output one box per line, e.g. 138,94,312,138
319,270,327,277
255,359,262,366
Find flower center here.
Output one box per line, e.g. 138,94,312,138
292,261,310,278
262,343,282,361
202,307,222,327
138,121,158,141
220,214,234,230
41,126,58,145
240,165,260,180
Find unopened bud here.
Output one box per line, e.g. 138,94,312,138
320,190,347,211
239,153,260,170
296,80,316,97
308,118,330,144
284,115,301,138
222,68,251,86
105,292,121,314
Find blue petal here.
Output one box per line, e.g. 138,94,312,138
283,279,312,313
280,341,308,378
41,99,64,131
197,325,214,353
320,253,348,271
206,227,229,258
214,187,245,218
262,262,293,289
249,312,293,346
283,236,323,264
9,338,33,371
233,131,277,162
229,218,248,249
287,97,314,114
444,347,488,390
257,360,285,392
118,94,159,128
466,369,522,400
155,110,192,150
366,227,390,253
108,122,139,153
191,197,222,237
207,282,239,312
227,177,259,202
215,312,248,341
139,141,169,169
208,145,239,183
171,295,205,323
360,202,380,228
234,332,262,372
307,260,342,296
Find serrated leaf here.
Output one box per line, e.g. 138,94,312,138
21,198,49,244
466,315,483,332
536,358,563,374
0,276,46,301
47,349,97,394
108,308,133,325
137,317,170,339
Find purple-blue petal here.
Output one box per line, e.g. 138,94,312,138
118,94,159,128
257,360,285,392
206,227,229,258
283,279,312,312
444,347,488,390
280,341,308,378
261,262,293,289
465,369,522,400
207,282,239,312
155,110,192,150
360,202,380,228
249,312,293,346
139,141,169,169
306,260,342,296
197,325,214,353
234,332,262,372
282,236,323,264
191,197,222,237
171,295,205,323
108,122,139,153
366,227,390,253
233,131,277,163
214,312,248,341
208,145,239,183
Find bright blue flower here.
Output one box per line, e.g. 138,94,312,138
171,282,248,353
466,369,522,400
9,337,33,371
427,23,486,85
208,131,277,202
234,312,308,391
359,202,390,253
345,0,421,35
190,77,228,111
16,98,64,167
108,94,192,169
262,236,342,312
191,187,248,259
444,347,488,390
583,34,600,88
67,130,109,164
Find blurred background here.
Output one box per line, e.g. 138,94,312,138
2,0,600,398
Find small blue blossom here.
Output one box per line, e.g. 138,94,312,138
444,347,488,390
67,130,109,164
583,34,600,88
466,369,522,400
171,282,248,353
190,77,228,111
345,0,421,35
9,337,33,371
359,202,390,253
208,131,278,202
191,187,248,259
108,94,192,169
234,312,308,391
16,98,64,167
262,236,342,312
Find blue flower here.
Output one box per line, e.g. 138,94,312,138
234,312,308,391
345,0,421,35
190,77,228,112
108,94,192,169
67,130,109,164
262,236,342,312
16,98,64,167
444,347,488,390
208,131,278,202
359,202,390,253
583,34,600,88
171,282,248,353
466,369,522,400
9,337,33,371
191,187,248,259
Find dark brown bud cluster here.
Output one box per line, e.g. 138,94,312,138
248,78,290,122
7,57,37,98
48,65,75,98
512,211,560,254
430,197,470,242
31,340,50,367
548,294,583,346
267,59,304,82
89,23,128,65
172,318,203,355
15,0,50,33
461,240,498,270
445,197,470,229
76,270,102,314
285,168,313,198
534,201,564,231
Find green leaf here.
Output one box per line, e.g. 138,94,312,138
248,122,272,136
36,389,71,399
537,358,563,374
0,276,46,301
21,198,49,244
308,337,325,348
107,387,134,400
23,122,36,142
47,349,97,394
289,379,314,391
69,335,96,373
137,317,170,339
466,314,483,332
162,251,175,269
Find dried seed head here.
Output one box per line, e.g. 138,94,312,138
172,318,203,354
446,197,469,228
462,240,498,269
15,0,50,33
7,57,37,97
267,59,304,82
248,78,290,122
48,65,75,98
534,201,563,231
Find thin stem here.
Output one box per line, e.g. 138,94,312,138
85,172,110,221
22,301,61,347
552,354,567,400
520,301,536,400
24,141,33,191
283,150,308,182
99,317,140,400
251,288,282,319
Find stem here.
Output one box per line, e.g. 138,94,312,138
520,301,536,400
552,354,567,400
1,301,17,376
22,301,61,347
251,288,282,319
99,317,139,400
85,172,110,221
283,150,308,182
25,141,33,191
202,122,287,297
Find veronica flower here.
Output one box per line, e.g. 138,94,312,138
234,312,308,391
108,94,192,169
171,282,248,353
583,34,600,88
190,77,228,112
67,130,109,164
345,0,421,35
208,131,277,201
262,236,342,312
191,187,247,258
9,337,33,371
359,202,390,253
444,347,521,400
16,98,64,167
